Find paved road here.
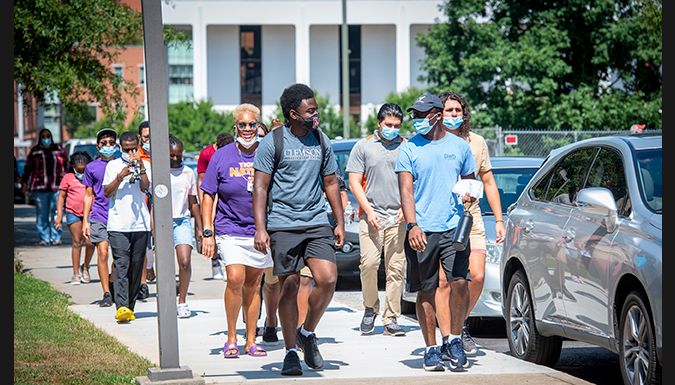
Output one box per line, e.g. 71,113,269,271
14,203,618,384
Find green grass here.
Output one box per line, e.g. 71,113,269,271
14,272,154,384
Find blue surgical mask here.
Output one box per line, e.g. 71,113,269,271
379,125,400,140
443,116,463,130
412,118,433,135
99,145,115,158
142,142,150,152
75,172,84,181
41,138,52,146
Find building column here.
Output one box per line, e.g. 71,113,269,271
192,6,208,102
395,15,411,93
295,7,310,85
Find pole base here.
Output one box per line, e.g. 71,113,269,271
134,366,202,384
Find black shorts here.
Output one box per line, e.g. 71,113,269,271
404,228,471,293
268,224,336,277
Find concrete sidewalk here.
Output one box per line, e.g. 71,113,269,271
14,204,592,384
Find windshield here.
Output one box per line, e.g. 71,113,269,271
635,148,662,213
479,167,540,214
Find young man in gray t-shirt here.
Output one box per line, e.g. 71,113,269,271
252,83,345,376
346,103,408,337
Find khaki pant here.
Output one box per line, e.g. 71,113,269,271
358,215,406,325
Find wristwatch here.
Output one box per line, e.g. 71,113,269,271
406,222,418,231
202,229,213,238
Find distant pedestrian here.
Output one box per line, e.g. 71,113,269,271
21,128,69,246
169,134,203,318
54,150,95,285
200,103,272,358
197,131,235,279
83,128,119,307
346,103,407,336
102,131,152,323
252,83,345,375
136,121,152,297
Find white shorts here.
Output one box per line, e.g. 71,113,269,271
215,234,273,269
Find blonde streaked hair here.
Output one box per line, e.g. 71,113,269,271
232,103,260,121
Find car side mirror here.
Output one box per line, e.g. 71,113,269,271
575,188,619,233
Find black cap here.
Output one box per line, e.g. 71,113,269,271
406,94,444,113
96,128,117,142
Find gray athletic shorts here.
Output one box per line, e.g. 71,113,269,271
268,224,336,277
89,220,109,244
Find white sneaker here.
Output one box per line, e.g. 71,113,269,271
177,303,191,318
211,259,224,280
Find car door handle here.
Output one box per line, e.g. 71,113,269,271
563,228,575,243
523,220,534,233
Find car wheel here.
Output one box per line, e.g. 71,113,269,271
619,290,661,385
505,269,562,367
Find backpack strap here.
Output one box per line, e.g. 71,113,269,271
266,126,284,216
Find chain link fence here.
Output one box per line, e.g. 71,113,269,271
471,128,662,157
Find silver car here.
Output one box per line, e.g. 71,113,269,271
401,156,544,331
500,135,661,385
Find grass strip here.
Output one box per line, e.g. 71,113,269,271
14,272,154,384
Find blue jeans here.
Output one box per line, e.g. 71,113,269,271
32,191,62,243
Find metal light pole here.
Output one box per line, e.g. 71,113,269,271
140,0,198,382
341,0,350,138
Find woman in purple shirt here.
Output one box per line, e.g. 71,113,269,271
200,104,273,358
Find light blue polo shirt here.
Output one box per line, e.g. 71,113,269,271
395,132,477,232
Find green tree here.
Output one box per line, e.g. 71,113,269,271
14,0,190,123
416,0,662,131
362,86,426,137
167,99,234,152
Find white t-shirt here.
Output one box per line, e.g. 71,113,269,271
103,158,152,232
170,165,197,219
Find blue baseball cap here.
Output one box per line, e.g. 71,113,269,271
406,94,444,112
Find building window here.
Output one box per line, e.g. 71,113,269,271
339,25,361,119
138,65,145,86
113,65,124,85
240,25,262,108
167,28,194,104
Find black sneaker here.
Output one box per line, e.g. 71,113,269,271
461,326,477,354
281,350,303,376
296,326,324,369
360,307,377,334
99,292,113,307
447,337,467,370
262,326,279,346
383,318,406,336
137,283,149,300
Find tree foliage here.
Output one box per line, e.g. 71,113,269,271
416,0,662,130
167,99,235,153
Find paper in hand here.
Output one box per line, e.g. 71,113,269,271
452,179,484,199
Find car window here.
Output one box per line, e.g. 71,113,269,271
334,150,351,186
635,148,662,213
584,147,630,216
74,144,100,160
478,167,539,214
532,147,598,204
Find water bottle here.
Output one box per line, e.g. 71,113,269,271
325,200,333,214
379,215,397,232
344,202,354,225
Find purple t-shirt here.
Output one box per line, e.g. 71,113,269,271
199,142,256,237
82,158,111,223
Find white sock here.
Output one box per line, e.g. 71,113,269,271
300,325,314,338
426,346,439,353
286,348,298,355
449,334,461,342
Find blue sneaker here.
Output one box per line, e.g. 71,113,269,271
423,346,445,371
447,337,467,370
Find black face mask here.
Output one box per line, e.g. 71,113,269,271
170,159,182,169
296,112,320,131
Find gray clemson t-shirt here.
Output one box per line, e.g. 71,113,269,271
253,125,338,230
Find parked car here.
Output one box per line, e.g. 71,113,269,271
400,156,545,326
500,135,661,385
15,157,27,204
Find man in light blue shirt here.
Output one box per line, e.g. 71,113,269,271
395,94,477,372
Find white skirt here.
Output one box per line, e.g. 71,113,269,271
215,234,273,269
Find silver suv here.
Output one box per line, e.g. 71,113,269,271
500,135,661,385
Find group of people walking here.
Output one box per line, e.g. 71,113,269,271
19,82,505,375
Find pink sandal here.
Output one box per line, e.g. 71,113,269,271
224,342,239,358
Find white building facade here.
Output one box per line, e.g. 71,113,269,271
161,0,446,125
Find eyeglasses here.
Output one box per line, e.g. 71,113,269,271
236,121,259,129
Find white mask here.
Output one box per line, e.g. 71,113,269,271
236,134,258,149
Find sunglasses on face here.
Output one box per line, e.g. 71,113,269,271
121,146,137,153
99,140,116,146
236,121,259,129
409,111,438,120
